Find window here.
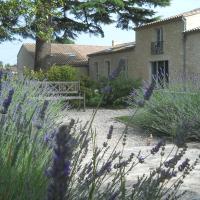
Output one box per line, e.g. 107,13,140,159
151,28,164,54
118,58,128,78
151,60,168,87
105,60,111,77
156,28,163,42
94,62,99,80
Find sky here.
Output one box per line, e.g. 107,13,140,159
1,0,200,65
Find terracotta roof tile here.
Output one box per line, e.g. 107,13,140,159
23,43,109,66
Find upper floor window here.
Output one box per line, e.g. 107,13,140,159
94,62,99,80
151,27,164,55
105,60,111,78
156,28,163,42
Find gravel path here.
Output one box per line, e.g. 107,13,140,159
63,108,158,147
61,108,200,200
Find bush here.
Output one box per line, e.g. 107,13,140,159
80,75,102,107
131,86,200,141
79,74,141,108
24,65,78,81
47,65,77,81
100,74,141,107
24,67,46,80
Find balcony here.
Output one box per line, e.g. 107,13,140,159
151,41,164,55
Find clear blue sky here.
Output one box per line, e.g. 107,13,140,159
1,0,200,65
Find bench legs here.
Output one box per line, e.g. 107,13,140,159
83,92,86,112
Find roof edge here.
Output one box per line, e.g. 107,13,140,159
135,8,200,31
88,45,135,57
134,16,182,30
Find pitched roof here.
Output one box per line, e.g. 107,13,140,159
88,42,135,56
184,26,200,34
135,8,200,30
22,43,109,66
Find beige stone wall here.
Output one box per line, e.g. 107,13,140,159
134,19,185,82
185,14,200,30
17,47,34,73
88,49,136,80
17,46,89,77
185,32,200,74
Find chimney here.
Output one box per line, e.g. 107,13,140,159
112,40,115,47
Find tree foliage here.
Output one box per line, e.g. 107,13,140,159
1,0,171,42
0,0,171,69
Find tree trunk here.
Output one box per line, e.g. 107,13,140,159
34,37,51,71
34,0,52,71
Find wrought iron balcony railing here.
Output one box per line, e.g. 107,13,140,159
151,41,164,55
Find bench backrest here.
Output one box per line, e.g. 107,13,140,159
40,81,81,95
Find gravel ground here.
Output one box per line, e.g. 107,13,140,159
61,108,200,200
62,108,159,147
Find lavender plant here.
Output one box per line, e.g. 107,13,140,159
0,69,199,200
128,79,200,140
0,73,63,200
43,68,200,200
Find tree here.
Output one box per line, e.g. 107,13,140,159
0,0,171,70
0,0,23,42
53,37,75,44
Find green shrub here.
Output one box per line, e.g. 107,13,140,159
101,74,141,107
24,67,46,80
132,88,200,140
47,65,77,81
24,65,78,81
80,75,102,107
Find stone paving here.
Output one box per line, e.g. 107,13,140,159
62,108,200,200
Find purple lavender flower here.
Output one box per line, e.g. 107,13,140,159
101,85,112,95
130,88,138,98
46,120,76,200
151,139,165,155
178,158,190,172
108,190,120,200
143,82,155,101
137,156,144,163
164,149,186,168
1,88,14,114
108,65,123,81
107,125,114,139
44,129,56,144
96,161,112,177
39,100,49,121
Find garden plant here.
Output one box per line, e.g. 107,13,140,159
0,69,199,200
125,78,200,141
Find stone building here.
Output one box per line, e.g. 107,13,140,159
88,8,200,85
88,42,135,80
17,43,108,76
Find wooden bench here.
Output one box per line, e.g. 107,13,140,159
38,81,85,111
